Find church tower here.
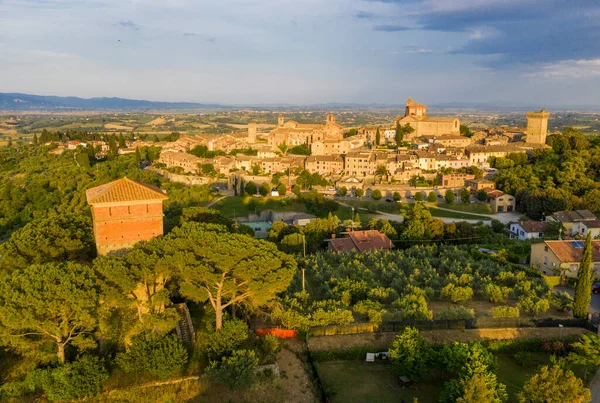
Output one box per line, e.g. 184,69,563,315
405,97,427,118
525,109,550,144
248,121,257,143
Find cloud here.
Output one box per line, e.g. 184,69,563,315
525,59,600,79
116,20,140,31
373,25,412,32
354,11,376,19
403,44,432,54
183,32,196,37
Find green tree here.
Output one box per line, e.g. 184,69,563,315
118,133,126,148
454,372,506,403
338,186,347,197
245,181,257,196
414,192,424,202
393,191,401,201
206,349,258,389
203,319,249,359
173,224,296,330
518,364,590,403
0,214,95,273
389,327,432,380
116,334,188,379
428,191,437,202
108,136,117,155
460,188,470,204
76,151,91,169
200,163,217,177
135,146,142,166
355,188,364,198
280,233,305,255
259,182,271,196
277,183,286,196
33,133,38,145
371,189,382,200
568,333,600,380
477,189,488,201
445,189,455,204
573,232,593,318
375,165,388,183
0,262,98,363
375,127,381,146
460,125,472,137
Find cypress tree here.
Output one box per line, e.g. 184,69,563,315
135,147,142,166
395,121,403,147
574,232,593,318
375,127,381,146
118,133,126,148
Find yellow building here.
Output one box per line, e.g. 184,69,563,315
531,240,600,277
267,114,344,147
525,110,550,145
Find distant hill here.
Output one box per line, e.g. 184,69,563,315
0,93,226,111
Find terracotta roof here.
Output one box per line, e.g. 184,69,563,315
517,221,549,233
545,240,600,263
327,230,393,253
86,178,167,205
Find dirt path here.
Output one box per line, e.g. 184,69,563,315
308,327,588,351
277,341,319,403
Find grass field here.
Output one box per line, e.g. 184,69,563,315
434,202,495,215
426,206,491,221
317,353,590,403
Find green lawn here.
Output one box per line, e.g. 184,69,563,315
316,360,442,403
316,354,591,403
426,206,491,221
433,202,495,215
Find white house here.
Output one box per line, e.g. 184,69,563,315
509,221,549,240
573,219,600,239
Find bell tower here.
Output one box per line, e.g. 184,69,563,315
526,109,550,144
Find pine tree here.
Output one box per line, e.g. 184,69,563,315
375,127,381,146
33,133,38,145
135,147,142,166
574,232,593,318
395,121,403,147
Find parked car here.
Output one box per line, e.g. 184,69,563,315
385,198,394,203
592,283,600,294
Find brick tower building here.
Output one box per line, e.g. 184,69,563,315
86,177,168,255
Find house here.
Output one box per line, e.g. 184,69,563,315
85,178,168,256
531,240,600,277
486,190,515,213
546,210,597,235
573,220,600,239
465,179,496,191
509,221,550,240
326,230,393,253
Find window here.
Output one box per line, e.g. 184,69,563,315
544,256,548,264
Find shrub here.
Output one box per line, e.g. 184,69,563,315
436,306,475,320
33,355,108,402
485,284,511,303
550,291,573,312
441,284,474,303
204,319,249,359
370,189,382,200
414,192,424,201
518,296,550,317
389,327,432,380
393,191,401,201
257,335,280,364
388,288,433,320
428,191,437,202
445,190,455,204
355,188,364,197
244,181,257,195
206,349,258,389
276,183,286,196
259,182,270,196
116,334,188,380
490,306,520,318
514,351,533,366
338,186,347,197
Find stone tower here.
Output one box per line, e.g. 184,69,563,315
248,121,257,143
278,115,285,127
405,97,427,118
526,109,550,144
326,113,336,125
86,177,168,256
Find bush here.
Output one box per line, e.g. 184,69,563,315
206,349,258,389
276,183,286,196
445,190,455,204
355,188,364,198
33,355,108,402
436,306,475,320
485,284,511,303
259,182,271,196
338,186,347,197
389,327,432,380
551,291,573,312
414,192,424,202
441,284,473,303
204,319,249,360
514,351,533,366
245,181,257,195
393,191,401,201
116,334,188,380
371,189,382,200
428,191,437,202
490,306,520,318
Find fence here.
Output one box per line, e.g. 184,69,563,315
308,317,598,337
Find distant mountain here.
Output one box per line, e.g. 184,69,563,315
0,93,227,111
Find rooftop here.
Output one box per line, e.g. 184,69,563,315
549,210,596,223
544,240,600,263
327,230,393,253
516,221,550,233
86,177,168,205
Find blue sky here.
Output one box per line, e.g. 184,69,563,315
1,0,599,106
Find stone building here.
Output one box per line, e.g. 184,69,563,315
158,151,202,174
86,178,168,256
525,109,550,145
305,155,344,176
267,114,344,147
394,98,461,139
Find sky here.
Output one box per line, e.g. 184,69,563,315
0,0,599,107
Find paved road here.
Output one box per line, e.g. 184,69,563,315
555,287,600,314
431,205,521,224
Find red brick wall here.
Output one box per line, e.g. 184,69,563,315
92,201,164,255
